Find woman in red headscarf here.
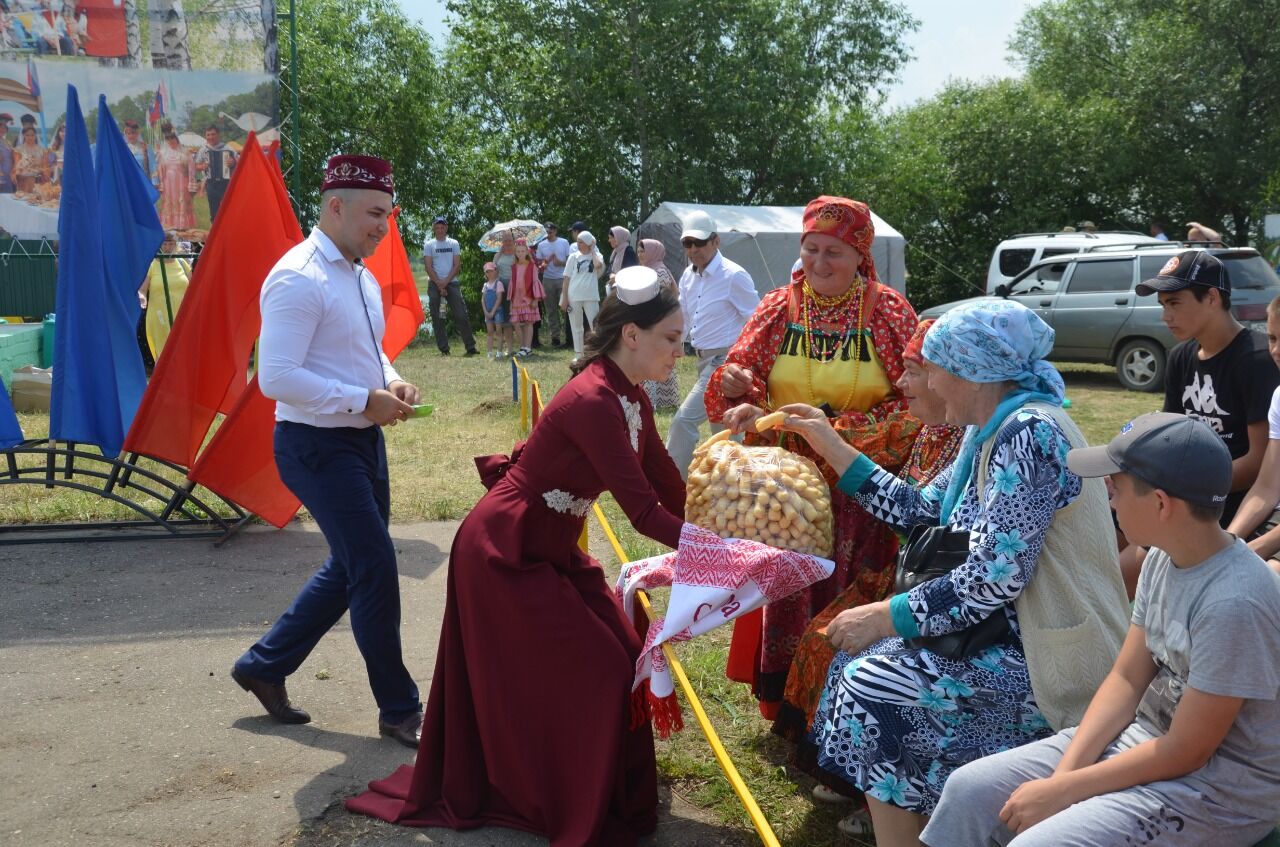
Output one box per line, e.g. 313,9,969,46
705,196,920,717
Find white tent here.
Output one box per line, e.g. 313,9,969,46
638,201,907,295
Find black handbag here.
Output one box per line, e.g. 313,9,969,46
894,523,1011,659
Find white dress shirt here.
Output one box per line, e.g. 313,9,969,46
678,251,760,350
258,228,401,428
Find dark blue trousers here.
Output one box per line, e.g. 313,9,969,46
234,422,420,723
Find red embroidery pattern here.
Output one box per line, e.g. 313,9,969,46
704,278,921,697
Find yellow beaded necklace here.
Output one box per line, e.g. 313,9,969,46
800,277,867,412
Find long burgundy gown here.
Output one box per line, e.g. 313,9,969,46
346,356,687,847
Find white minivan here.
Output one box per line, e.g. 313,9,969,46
986,231,1165,294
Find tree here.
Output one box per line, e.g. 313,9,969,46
442,0,916,231
149,0,191,70
830,79,1136,307
288,0,454,244
1012,0,1280,244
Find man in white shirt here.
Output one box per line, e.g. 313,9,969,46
231,154,425,749
422,215,477,356
194,125,238,220
535,221,570,347
666,210,760,477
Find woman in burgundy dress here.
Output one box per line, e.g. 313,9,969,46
347,275,687,847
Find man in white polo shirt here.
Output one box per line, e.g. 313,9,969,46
666,210,759,477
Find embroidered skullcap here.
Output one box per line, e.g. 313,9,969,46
922,300,1065,402
902,319,936,365
799,195,880,285
613,265,660,305
321,154,394,195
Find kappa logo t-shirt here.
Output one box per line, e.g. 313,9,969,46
1163,329,1279,523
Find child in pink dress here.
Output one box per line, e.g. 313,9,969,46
508,238,544,358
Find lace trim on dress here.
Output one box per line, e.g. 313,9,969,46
542,489,594,517
618,394,642,452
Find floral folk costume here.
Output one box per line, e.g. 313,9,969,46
705,196,920,714
773,320,965,774
808,302,1096,815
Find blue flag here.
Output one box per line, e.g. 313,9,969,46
49,86,161,457
0,380,22,448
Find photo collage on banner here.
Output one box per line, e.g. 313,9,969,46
0,0,278,241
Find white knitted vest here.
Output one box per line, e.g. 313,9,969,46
980,402,1129,731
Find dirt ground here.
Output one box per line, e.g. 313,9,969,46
0,522,746,847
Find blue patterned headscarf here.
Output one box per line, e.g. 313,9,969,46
921,300,1065,403
922,300,1066,522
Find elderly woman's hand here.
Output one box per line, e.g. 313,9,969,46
719,363,755,399
826,600,895,655
721,403,764,434
776,404,860,477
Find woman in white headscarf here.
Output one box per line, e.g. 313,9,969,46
638,238,680,409
560,230,605,359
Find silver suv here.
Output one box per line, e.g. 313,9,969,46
920,244,1280,392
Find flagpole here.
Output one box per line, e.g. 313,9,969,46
28,60,44,145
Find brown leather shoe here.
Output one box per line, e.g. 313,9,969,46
378,711,422,749
231,666,311,725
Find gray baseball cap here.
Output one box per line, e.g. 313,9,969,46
1066,412,1231,507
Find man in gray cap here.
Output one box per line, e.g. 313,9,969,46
666,209,759,478
922,412,1280,847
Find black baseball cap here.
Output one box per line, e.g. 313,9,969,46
1067,412,1231,507
1135,249,1230,296
570,220,587,233
544,221,558,230
432,216,448,225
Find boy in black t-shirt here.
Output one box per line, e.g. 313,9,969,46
1142,250,1280,525
1108,250,1280,596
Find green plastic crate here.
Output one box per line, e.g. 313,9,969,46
0,322,41,389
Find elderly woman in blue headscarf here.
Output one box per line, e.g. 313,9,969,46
775,301,1128,846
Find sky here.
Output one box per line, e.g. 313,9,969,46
393,0,1038,109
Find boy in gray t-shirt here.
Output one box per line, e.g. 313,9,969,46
923,413,1280,847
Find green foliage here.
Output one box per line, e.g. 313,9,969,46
831,0,1280,308
834,79,1138,306
280,0,1280,314
289,0,452,242
442,0,916,228
1014,0,1280,245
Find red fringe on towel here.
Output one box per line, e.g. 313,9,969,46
648,690,684,739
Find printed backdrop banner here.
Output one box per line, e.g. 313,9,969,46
0,0,278,241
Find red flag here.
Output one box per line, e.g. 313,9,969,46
123,133,304,467
364,208,424,360
188,376,300,528
77,0,128,58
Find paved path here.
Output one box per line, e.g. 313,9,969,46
0,523,746,847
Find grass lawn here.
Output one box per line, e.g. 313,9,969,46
2,337,1164,846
